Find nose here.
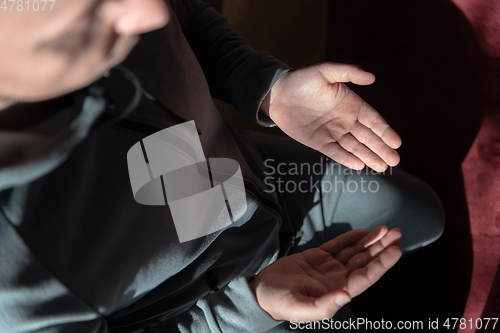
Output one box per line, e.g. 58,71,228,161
114,0,170,36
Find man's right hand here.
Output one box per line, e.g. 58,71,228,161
266,63,402,173
250,226,402,321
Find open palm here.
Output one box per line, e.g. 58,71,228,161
250,226,402,321
268,63,402,173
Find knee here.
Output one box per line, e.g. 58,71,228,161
387,170,445,252
416,182,445,247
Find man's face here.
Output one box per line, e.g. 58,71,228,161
0,0,170,103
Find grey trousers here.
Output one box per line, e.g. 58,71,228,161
239,131,445,332
240,131,444,255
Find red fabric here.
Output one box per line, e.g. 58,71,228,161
453,0,500,105
461,110,500,332
452,0,500,59
452,2,500,331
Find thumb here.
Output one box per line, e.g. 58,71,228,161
316,289,352,313
282,290,352,322
315,62,376,86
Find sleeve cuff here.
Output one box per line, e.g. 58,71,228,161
198,275,284,332
228,51,292,127
254,68,291,127
257,91,275,127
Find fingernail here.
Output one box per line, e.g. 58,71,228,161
335,297,351,307
378,164,387,173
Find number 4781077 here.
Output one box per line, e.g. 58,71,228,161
1,0,56,11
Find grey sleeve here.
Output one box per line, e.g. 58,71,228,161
2,212,283,333
181,0,292,126
144,276,283,333
0,216,107,333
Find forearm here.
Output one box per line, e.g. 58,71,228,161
144,276,282,333
182,0,291,124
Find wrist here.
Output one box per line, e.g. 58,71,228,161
269,71,292,121
249,277,268,316
258,91,271,118
258,70,291,120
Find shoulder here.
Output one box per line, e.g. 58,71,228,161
167,0,197,31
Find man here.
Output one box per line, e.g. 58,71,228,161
0,0,444,332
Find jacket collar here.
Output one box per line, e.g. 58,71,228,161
0,92,106,191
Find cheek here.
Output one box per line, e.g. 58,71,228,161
49,25,126,87
0,10,140,104
0,28,121,102
0,46,49,99
63,30,128,87
52,32,138,92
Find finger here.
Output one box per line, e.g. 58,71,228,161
320,229,368,255
346,228,403,272
365,227,402,257
316,63,376,86
350,122,401,168
320,142,365,170
347,245,403,298
282,290,352,322
356,98,402,150
334,225,389,264
337,133,388,173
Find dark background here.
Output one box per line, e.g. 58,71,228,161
204,1,500,331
